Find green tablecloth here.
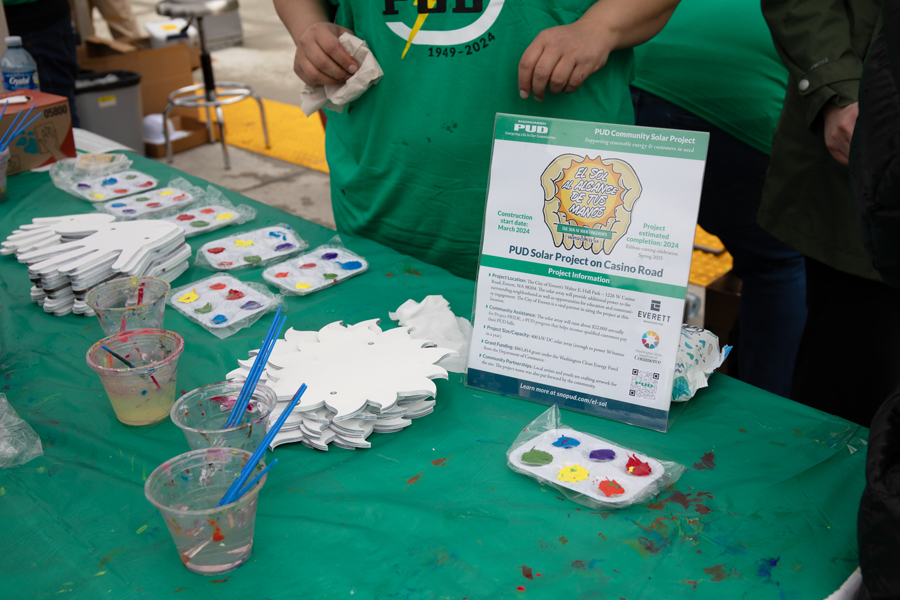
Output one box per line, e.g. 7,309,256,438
0,155,867,599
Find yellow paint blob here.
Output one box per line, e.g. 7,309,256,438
92,193,105,199
235,239,254,247
557,464,590,483
36,466,46,473
136,524,147,534
177,289,199,303
159,190,174,196
295,282,312,290
216,213,234,221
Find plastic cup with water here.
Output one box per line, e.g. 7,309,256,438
171,381,276,451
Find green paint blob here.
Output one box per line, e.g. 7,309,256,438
521,447,553,466
190,221,209,228
194,303,213,314
323,273,338,280
243,255,262,264
135,196,150,202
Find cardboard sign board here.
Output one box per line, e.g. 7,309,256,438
467,114,709,432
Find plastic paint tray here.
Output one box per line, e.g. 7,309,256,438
197,225,308,270
262,246,368,295
170,275,274,330
72,170,158,202
100,188,195,218
162,205,242,237
508,428,665,505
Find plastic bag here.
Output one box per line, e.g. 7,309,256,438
49,153,133,199
672,325,732,402
194,223,309,271
94,176,205,220
507,405,684,509
160,187,256,237
0,393,43,468
262,235,368,295
168,273,284,339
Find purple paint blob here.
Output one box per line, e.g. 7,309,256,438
321,252,338,260
338,261,362,270
240,301,262,310
275,243,295,251
211,314,228,325
122,209,136,214
589,449,616,462
552,436,580,448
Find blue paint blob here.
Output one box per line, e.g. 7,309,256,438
211,314,228,325
275,243,295,251
322,252,338,260
111,202,126,207
589,449,616,462
338,261,362,270
141,390,147,396
102,178,117,186
552,436,580,448
269,231,280,237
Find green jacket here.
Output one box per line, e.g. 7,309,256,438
760,0,882,279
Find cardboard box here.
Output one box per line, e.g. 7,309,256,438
703,271,742,375
0,90,76,175
144,115,209,158
77,36,201,116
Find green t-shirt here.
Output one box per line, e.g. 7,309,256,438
326,1,635,279
632,0,788,154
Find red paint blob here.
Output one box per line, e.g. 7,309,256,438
431,457,448,467
209,283,226,290
146,202,162,208
274,272,289,278
516,586,526,592
177,214,195,221
218,261,233,267
519,565,533,580
693,452,716,470
407,472,423,484
598,478,625,498
138,181,153,188
207,247,225,254
173,194,186,200
626,454,652,476
200,208,216,214
114,188,128,193
226,289,244,300
299,263,316,269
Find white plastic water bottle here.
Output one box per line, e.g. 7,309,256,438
1,36,39,91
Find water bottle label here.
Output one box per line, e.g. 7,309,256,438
3,70,38,91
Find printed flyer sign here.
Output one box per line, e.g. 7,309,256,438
466,114,709,431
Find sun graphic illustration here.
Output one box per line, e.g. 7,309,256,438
226,319,456,450
541,154,642,254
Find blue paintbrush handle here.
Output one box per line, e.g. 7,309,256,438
234,458,278,501
225,306,282,427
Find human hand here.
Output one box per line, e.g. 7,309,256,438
822,102,858,166
293,22,359,86
518,20,613,102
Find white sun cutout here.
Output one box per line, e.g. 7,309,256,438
226,319,457,450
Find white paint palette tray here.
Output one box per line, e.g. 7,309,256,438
72,170,158,202
508,428,667,506
99,187,196,218
197,225,308,270
162,204,254,237
262,245,368,295
169,274,281,338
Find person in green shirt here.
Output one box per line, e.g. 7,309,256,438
275,0,679,279
630,0,806,399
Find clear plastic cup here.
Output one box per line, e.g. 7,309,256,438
0,147,9,203
171,381,276,451
86,328,183,426
144,448,267,575
85,276,171,337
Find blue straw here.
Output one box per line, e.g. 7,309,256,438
234,458,278,501
217,383,307,506
0,107,25,149
225,312,286,427
1,111,40,152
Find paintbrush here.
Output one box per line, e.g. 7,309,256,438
100,344,162,389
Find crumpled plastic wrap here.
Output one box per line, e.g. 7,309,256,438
300,33,384,115
0,393,43,468
389,295,472,374
672,324,732,402
507,405,685,509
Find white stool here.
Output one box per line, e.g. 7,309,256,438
156,0,270,169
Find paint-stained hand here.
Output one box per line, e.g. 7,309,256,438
822,102,858,166
518,20,614,102
294,22,359,86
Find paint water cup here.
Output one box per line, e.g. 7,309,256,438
0,147,9,203
85,276,171,337
86,329,184,426
145,448,267,575
171,382,276,451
